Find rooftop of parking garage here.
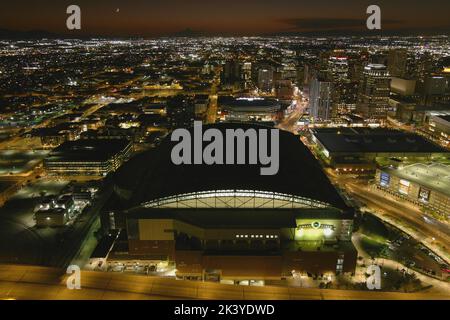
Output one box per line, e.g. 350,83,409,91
45,139,130,163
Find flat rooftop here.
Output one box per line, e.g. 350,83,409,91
312,127,448,154
382,163,450,196
46,139,130,163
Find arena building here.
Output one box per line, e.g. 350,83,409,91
376,163,450,218
311,127,449,172
218,97,282,123
103,123,357,283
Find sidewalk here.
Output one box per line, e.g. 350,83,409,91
352,233,450,294
364,208,450,265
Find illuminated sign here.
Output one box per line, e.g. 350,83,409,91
380,172,390,187
418,187,430,203
399,179,410,195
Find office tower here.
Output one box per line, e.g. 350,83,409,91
357,64,391,120
257,67,274,92
327,52,357,116
274,80,294,100
167,95,195,128
309,76,334,121
334,81,359,115
328,55,349,82
242,62,252,81
221,60,242,85
387,49,408,78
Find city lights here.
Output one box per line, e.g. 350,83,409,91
0,1,449,306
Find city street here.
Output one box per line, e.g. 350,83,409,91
329,172,450,264
352,234,450,293
277,88,308,133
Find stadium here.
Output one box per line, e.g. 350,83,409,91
102,123,357,283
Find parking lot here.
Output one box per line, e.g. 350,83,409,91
0,177,106,267
0,150,48,176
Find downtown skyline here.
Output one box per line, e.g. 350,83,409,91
0,0,449,306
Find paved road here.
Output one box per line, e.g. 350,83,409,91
0,264,449,300
205,71,220,124
277,90,307,134
353,234,450,294
327,172,450,264
344,181,450,262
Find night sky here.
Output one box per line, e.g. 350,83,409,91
1,0,450,37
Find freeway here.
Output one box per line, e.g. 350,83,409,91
0,264,449,300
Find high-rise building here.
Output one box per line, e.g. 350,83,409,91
274,80,294,100
334,81,359,115
357,64,391,120
221,60,242,85
424,76,447,96
326,52,359,116
328,55,349,82
242,62,252,88
387,49,408,78
257,67,274,92
310,77,334,121
167,95,195,128
348,51,369,83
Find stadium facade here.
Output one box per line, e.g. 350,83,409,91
102,123,357,283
